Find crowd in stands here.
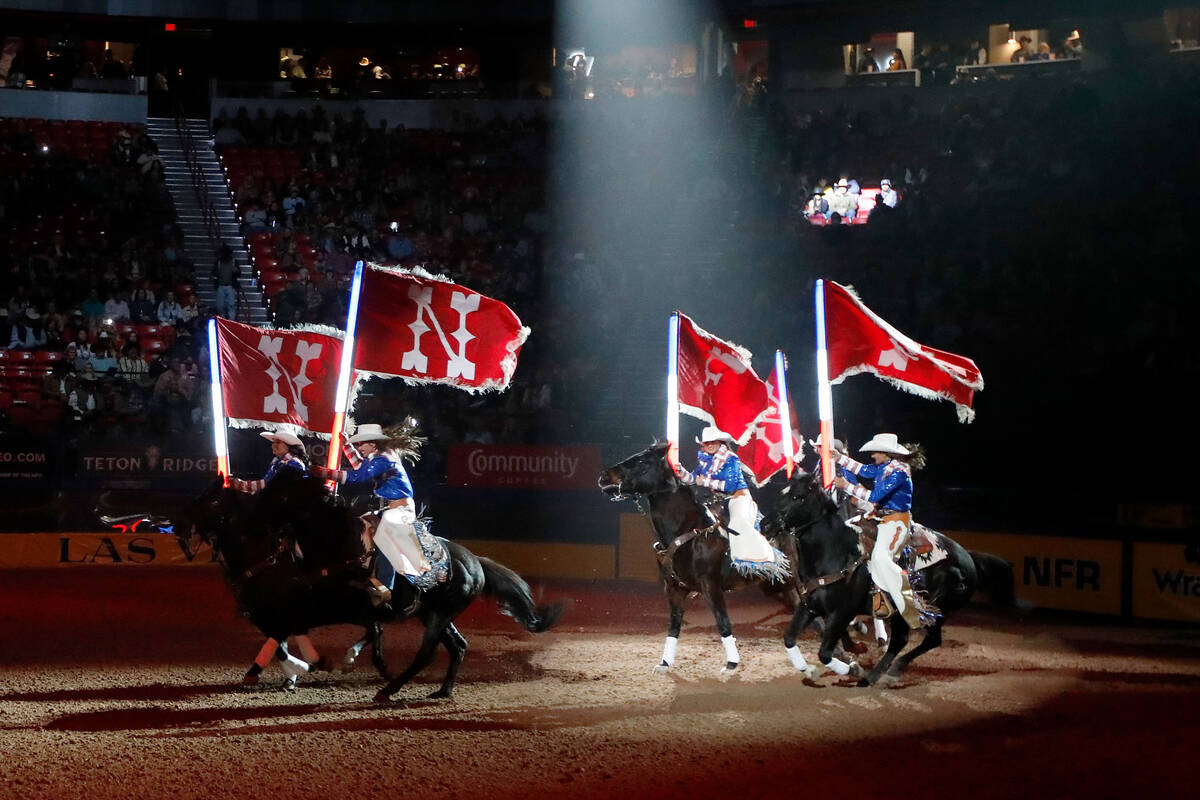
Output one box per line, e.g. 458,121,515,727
0,117,211,436
211,104,573,458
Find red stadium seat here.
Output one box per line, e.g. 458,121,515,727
34,350,65,366
16,388,41,405
143,340,168,359
0,389,14,409
6,402,34,427
7,350,36,365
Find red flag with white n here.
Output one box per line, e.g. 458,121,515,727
739,370,806,486
676,313,771,444
824,281,984,422
215,318,344,435
354,266,530,392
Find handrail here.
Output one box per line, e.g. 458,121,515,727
170,99,247,321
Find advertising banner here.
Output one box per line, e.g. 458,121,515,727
946,531,1122,614
1132,542,1200,622
80,442,220,492
0,533,216,568
445,444,602,490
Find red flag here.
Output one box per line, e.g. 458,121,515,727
739,370,806,485
824,281,984,422
215,318,344,435
676,313,771,444
354,267,529,392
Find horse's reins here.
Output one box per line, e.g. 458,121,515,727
239,538,291,581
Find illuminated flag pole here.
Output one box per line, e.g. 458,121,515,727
326,260,365,482
207,318,230,486
814,280,835,488
666,312,680,468
774,349,794,479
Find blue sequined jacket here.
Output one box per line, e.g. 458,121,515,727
344,451,414,501
689,450,749,494
836,454,912,512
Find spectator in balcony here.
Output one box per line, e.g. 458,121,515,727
179,294,202,335
129,285,157,324
81,288,105,324
43,360,75,402
152,357,196,433
965,40,988,65
858,48,879,73
804,190,829,220
9,308,46,350
282,186,307,224
136,140,163,176
91,334,118,375
100,49,127,79
827,178,859,222
878,178,899,208
68,365,101,425
887,49,907,71
1010,36,1032,63
157,291,184,326
104,290,131,323
315,58,332,81
1031,42,1053,61
118,341,150,388
213,245,240,320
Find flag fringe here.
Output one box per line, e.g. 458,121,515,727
832,364,976,423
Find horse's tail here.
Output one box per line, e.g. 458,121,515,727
478,557,564,633
969,551,1016,609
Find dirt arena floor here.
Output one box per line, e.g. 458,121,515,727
1,568,1198,799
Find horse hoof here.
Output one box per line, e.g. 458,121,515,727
846,661,863,678
852,621,869,635
801,665,819,680
241,673,260,686
372,690,392,704
876,638,888,649
313,656,335,673
651,661,671,674
428,688,452,700
720,662,739,676
282,678,298,693
856,677,871,688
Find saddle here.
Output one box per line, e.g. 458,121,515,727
850,515,935,561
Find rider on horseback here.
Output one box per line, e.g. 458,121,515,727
229,431,323,683
312,421,426,614
673,426,787,581
832,433,928,627
229,431,308,494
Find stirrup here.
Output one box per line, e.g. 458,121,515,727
365,577,392,608
872,588,895,619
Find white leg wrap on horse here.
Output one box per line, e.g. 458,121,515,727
874,618,889,643
661,636,678,666
279,651,310,679
824,657,851,675
786,645,809,670
254,638,278,669
721,635,739,665
294,635,319,664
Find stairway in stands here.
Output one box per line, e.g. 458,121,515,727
146,117,269,325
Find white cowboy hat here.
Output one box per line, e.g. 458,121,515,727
837,178,850,187
859,433,909,457
348,423,389,444
696,426,734,445
261,430,304,448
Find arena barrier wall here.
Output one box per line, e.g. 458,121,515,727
944,531,1124,615
0,533,217,568
1131,542,1200,623
1,89,148,122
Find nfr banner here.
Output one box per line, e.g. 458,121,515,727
446,444,602,489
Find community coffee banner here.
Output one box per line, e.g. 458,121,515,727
446,444,602,490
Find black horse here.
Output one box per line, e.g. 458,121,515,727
599,442,802,673
185,476,562,700
773,470,1014,685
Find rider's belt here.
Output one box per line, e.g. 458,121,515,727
386,498,410,510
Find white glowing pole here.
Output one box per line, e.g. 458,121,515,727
814,280,835,488
666,312,680,468
326,260,365,481
207,318,230,486
774,349,794,479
